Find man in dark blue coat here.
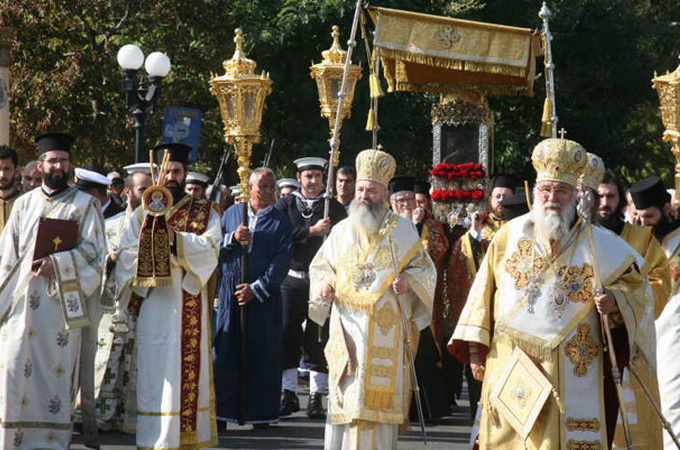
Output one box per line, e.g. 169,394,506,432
214,167,293,428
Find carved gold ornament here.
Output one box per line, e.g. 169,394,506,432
566,322,600,377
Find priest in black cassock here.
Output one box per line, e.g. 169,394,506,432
214,167,293,428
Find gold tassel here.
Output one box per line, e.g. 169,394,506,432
540,97,553,137
365,107,378,131
369,73,384,99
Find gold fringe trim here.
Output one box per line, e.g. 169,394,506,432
494,324,555,362
334,291,384,314
391,80,529,96
134,276,173,288
377,47,529,78
365,390,394,409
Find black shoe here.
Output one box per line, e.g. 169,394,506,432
307,392,326,419
216,419,227,432
280,389,300,416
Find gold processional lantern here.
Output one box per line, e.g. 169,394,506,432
310,25,362,167
210,28,272,202
653,56,680,206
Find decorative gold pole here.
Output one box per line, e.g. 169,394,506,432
653,57,680,207
209,28,272,425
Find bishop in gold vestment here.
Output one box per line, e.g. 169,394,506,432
449,138,654,449
310,149,436,450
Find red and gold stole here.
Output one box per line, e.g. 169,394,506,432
166,198,213,443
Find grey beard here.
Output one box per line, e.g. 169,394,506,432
349,199,386,236
532,196,577,241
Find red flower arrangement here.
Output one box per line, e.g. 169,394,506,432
431,189,485,202
430,162,485,180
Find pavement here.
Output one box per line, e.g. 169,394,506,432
72,388,474,449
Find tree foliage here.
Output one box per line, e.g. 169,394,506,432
1,0,679,186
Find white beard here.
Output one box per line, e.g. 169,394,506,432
349,198,386,237
532,192,577,241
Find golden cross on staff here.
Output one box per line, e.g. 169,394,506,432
53,236,63,252
559,128,567,139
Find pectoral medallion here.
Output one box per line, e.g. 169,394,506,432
351,263,377,290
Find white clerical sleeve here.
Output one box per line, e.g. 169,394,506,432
0,197,22,320
51,198,107,298
308,225,340,326
176,208,221,296
115,208,147,308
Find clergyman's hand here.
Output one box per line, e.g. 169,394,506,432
235,283,254,306
595,288,619,315
392,276,409,295
32,257,55,278
470,352,486,381
319,284,335,301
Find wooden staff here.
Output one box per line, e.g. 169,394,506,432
386,233,428,445
238,197,249,425
585,223,633,449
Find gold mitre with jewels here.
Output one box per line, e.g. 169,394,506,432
355,149,396,187
531,138,587,187
578,152,605,191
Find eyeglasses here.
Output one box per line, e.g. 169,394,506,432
393,195,415,205
537,186,572,199
43,158,70,166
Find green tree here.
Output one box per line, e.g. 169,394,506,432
2,0,679,186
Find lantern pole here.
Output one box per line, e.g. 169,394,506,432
653,57,680,207
210,28,272,425
310,5,363,218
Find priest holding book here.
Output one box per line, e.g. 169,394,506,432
0,133,107,449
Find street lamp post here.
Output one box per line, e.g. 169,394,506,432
117,44,171,163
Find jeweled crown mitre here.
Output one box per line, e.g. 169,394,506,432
579,152,605,191
355,149,396,187
531,138,587,187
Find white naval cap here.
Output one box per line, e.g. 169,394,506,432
294,157,327,172
107,171,123,181
75,167,111,187
229,185,241,196
186,172,210,186
123,162,156,176
277,178,300,189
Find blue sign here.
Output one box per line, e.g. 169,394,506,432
162,106,203,162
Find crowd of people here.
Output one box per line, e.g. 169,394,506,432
1,133,680,449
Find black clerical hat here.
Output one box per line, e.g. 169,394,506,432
154,143,192,165
414,181,431,196
389,176,415,194
500,192,530,220
629,176,670,209
36,133,74,154
492,173,521,190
